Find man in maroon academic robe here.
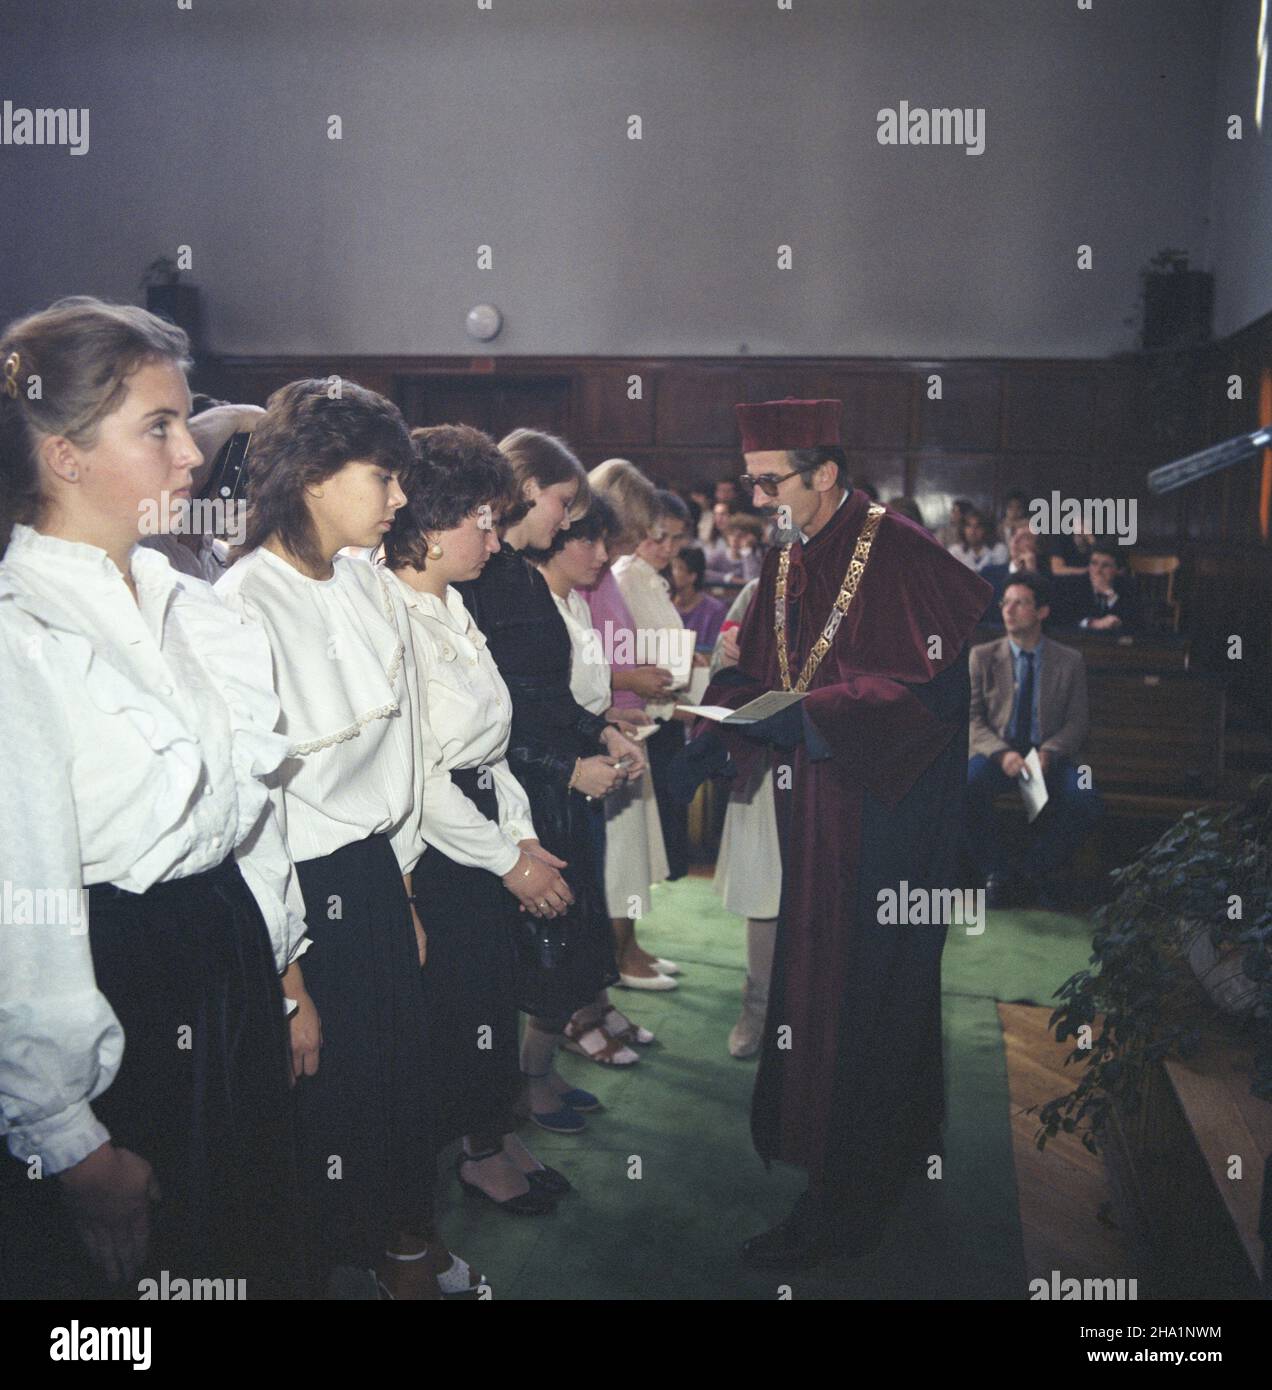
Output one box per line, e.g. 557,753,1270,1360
691,398,991,1267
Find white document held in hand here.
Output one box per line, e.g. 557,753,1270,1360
651,627,694,691
684,664,711,704
1018,747,1049,823
678,690,808,725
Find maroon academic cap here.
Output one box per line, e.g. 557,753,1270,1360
735,397,842,453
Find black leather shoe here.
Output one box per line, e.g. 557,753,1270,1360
740,1195,829,1269
456,1151,559,1215
525,1164,572,1197
742,1193,890,1268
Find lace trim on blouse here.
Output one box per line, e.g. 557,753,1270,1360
288,566,405,756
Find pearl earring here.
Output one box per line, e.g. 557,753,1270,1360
428,543,443,561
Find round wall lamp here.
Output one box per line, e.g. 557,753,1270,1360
466,304,503,342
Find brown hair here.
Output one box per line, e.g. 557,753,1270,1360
235,378,412,570
726,512,764,542
384,424,516,571
497,428,589,528
0,296,191,555
587,457,656,549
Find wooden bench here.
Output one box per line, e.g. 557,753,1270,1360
1085,670,1226,793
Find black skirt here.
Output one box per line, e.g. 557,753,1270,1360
84,858,299,1298
292,833,434,1282
419,767,521,1146
510,763,619,1020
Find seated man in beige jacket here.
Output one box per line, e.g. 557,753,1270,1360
966,572,1103,907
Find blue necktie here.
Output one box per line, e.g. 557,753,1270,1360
1012,651,1035,754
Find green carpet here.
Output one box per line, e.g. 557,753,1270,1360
436,877,1095,1299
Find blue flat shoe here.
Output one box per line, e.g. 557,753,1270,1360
557,1087,600,1113
530,1105,586,1134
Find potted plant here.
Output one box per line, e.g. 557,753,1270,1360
1037,776,1272,1155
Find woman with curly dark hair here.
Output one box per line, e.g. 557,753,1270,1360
383,424,573,1213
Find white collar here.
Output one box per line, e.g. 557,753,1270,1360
798,487,850,544
389,572,486,645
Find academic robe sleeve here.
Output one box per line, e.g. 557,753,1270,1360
800,674,959,810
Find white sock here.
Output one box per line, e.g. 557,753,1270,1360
436,1253,476,1295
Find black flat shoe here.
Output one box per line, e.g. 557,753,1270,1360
741,1194,887,1268
456,1151,559,1215
740,1211,830,1269
525,1164,572,1197
741,1192,830,1268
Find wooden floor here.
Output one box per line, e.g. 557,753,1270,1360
999,1002,1137,1285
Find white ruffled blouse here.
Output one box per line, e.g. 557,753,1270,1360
390,574,535,877
214,547,428,876
0,525,309,1175
551,587,612,717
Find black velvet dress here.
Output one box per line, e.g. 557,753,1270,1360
456,545,619,1019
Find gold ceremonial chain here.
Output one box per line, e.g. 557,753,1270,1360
774,503,885,692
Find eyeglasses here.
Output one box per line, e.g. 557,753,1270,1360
735,468,807,498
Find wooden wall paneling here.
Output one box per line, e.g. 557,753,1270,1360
655,367,745,446
910,452,997,523
1126,462,1183,545
992,453,1091,512
843,451,906,501
915,366,1002,452
1091,363,1155,458
574,365,656,446
395,374,572,439
835,371,915,449
1002,368,1096,455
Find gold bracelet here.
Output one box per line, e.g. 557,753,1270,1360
567,758,582,791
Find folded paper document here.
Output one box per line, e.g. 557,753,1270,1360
678,690,808,725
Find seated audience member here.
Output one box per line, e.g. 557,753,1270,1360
140,401,264,581
936,496,973,549
1047,527,1096,577
980,523,1044,611
948,509,1007,573
670,544,727,651
1052,543,1142,632
706,511,765,585
965,574,1103,907
684,484,708,539
998,490,1028,546
714,477,741,512
701,498,731,552
885,495,927,531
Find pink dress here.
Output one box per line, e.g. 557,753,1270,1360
580,568,643,712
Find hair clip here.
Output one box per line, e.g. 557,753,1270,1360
2,350,19,399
